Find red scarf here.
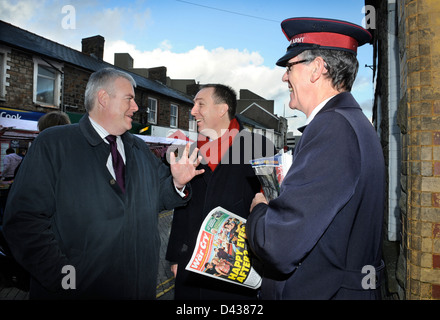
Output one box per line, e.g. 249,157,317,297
197,118,240,172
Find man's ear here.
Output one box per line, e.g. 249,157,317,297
310,57,327,83
97,89,108,109
218,103,229,118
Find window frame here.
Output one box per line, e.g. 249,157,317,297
32,57,62,108
170,103,178,128
147,97,157,124
189,111,196,132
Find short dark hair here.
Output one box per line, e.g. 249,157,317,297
38,111,71,132
300,49,359,92
202,84,237,120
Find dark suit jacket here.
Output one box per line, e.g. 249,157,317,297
166,119,274,299
246,92,385,299
2,115,189,299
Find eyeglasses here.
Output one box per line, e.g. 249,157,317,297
285,59,311,73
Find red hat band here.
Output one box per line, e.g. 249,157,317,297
289,32,359,53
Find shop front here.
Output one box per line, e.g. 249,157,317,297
1,107,42,173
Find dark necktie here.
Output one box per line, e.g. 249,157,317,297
106,135,125,193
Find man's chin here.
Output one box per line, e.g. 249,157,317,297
199,128,221,140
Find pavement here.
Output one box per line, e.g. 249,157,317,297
0,209,176,300
156,210,176,300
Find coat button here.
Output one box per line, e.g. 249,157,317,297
110,179,116,185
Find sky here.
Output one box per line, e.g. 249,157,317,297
0,0,375,132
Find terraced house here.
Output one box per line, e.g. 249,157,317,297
0,20,195,159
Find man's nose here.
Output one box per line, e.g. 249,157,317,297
190,105,197,116
132,99,139,111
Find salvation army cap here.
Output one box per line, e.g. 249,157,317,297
276,17,372,67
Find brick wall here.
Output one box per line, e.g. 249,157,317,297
4,49,34,111
63,64,90,112
398,0,440,300
156,97,190,130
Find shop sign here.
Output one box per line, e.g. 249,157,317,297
0,107,45,122
11,140,20,148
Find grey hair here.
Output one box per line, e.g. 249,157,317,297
84,67,136,112
299,49,359,92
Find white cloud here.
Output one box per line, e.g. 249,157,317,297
0,0,43,26
159,40,172,51
352,74,372,96
352,74,374,119
0,0,152,50
105,40,288,115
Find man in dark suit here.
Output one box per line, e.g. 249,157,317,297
2,67,203,299
166,84,274,300
246,17,386,299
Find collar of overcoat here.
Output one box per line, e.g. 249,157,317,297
297,92,360,133
78,114,139,150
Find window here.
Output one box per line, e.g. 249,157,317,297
148,97,157,124
33,58,62,107
36,65,56,104
170,104,178,128
189,112,196,131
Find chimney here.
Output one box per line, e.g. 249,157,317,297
82,35,105,60
114,53,134,70
147,66,167,85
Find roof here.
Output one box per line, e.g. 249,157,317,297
240,103,279,120
0,20,193,105
235,114,267,130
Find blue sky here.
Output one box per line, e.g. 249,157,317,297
1,0,374,130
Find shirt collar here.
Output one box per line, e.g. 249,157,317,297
88,116,110,140
305,95,336,126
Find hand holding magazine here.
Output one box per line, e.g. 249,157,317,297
185,206,262,289
250,149,293,202
185,151,292,288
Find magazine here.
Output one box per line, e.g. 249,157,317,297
185,206,262,289
250,149,293,201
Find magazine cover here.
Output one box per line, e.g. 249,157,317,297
185,206,262,289
250,149,292,201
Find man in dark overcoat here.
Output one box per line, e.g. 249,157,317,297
166,84,274,300
246,18,386,299
2,68,203,299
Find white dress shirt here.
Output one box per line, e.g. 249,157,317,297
89,116,186,196
89,116,125,180
305,95,336,126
